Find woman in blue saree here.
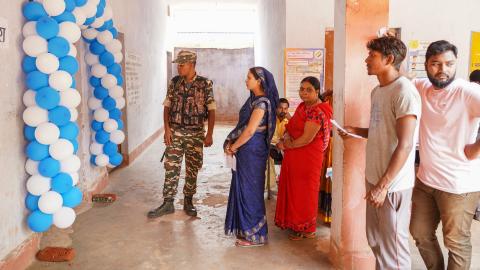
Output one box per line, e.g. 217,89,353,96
224,67,279,247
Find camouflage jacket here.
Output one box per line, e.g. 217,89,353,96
163,74,216,129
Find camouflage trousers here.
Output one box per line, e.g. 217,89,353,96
163,128,204,200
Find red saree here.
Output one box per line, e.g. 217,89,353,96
274,101,333,233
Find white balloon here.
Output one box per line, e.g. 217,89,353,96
23,106,49,127
91,64,107,78
89,142,104,155
69,108,78,121
106,39,122,53
103,119,118,132
90,17,104,29
72,8,86,26
70,172,79,185
91,132,96,141
60,155,81,173
43,0,66,16
60,90,81,108
26,175,51,196
108,86,124,98
81,3,97,18
25,159,39,175
95,154,109,166
58,22,81,43
23,35,48,57
101,74,117,89
115,97,125,109
110,130,125,144
84,52,99,66
22,21,37,38
49,139,74,160
49,71,73,91
35,122,60,145
38,191,63,214
102,5,113,21
82,28,98,40
53,207,76,229
36,53,60,74
68,44,77,57
113,52,123,63
97,30,113,45
89,0,101,6
93,108,109,122
23,90,37,107
88,97,102,110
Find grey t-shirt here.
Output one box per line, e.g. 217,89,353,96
365,76,421,192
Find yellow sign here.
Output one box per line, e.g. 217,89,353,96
470,32,480,73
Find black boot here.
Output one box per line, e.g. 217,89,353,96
147,199,174,218
183,196,197,217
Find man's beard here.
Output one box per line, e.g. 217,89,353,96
277,112,286,118
427,71,456,89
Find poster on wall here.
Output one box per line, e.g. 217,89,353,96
407,40,430,78
470,32,480,73
284,48,325,113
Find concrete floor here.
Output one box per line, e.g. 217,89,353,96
28,125,480,270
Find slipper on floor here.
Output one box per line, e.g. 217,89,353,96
235,239,264,248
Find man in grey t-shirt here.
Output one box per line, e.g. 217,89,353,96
339,36,421,269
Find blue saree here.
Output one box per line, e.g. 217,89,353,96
224,67,279,244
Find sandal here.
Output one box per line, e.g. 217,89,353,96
288,232,316,241
235,239,264,248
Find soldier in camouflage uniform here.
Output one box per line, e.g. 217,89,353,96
148,50,216,218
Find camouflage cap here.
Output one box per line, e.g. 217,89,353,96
172,50,197,64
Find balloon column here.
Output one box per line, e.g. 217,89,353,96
22,0,125,232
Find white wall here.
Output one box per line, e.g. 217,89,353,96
0,0,168,261
256,0,287,95
286,0,334,49
389,0,480,80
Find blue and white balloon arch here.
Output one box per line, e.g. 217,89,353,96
21,0,125,232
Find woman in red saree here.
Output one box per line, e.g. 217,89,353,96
275,76,333,240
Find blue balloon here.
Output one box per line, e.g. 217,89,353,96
96,22,108,32
49,106,71,126
109,153,123,166
99,51,114,67
22,2,47,21
71,139,79,153
96,130,111,143
25,193,40,211
22,56,37,73
95,5,105,18
27,210,53,232
116,75,124,86
26,71,49,90
64,0,76,12
84,16,95,26
109,108,122,120
108,27,118,39
53,11,76,23
103,141,117,156
90,155,97,165
103,20,114,31
91,120,103,131
95,130,110,144
102,97,116,110
24,125,36,141
60,122,79,140
107,63,121,76
38,157,60,177
52,173,73,194
36,16,59,40
89,41,105,55
59,56,79,75
71,77,76,88
26,141,49,161
116,119,124,130
75,0,87,7
62,186,82,208
89,76,100,87
48,37,70,58
93,86,109,100
35,87,60,110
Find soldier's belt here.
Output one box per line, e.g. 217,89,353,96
170,124,204,132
